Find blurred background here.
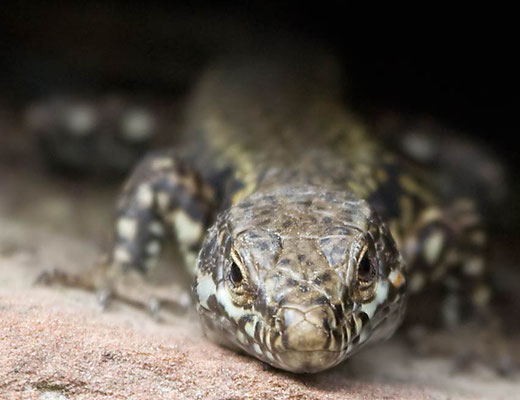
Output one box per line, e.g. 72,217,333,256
2,2,517,155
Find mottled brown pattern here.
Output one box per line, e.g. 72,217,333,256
104,54,488,373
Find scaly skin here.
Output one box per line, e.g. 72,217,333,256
182,58,479,372
40,54,488,373
195,186,407,372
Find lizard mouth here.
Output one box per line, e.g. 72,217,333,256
249,304,366,373
266,349,344,373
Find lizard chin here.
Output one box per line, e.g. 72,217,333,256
268,349,343,374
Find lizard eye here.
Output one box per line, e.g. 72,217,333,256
353,245,378,302
229,261,243,286
358,251,376,282
226,250,253,305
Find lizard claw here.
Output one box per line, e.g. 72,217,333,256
97,287,113,311
35,268,67,286
495,353,517,378
147,297,161,320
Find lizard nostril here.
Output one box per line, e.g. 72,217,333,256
304,307,331,328
276,304,335,352
282,308,306,328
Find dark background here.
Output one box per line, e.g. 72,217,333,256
1,1,517,168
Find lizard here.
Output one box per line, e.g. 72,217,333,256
33,52,496,374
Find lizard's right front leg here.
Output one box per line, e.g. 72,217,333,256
102,149,216,314
38,149,216,314
111,150,215,275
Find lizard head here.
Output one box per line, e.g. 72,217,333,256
193,186,407,373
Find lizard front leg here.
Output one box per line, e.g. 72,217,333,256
403,199,515,374
102,149,216,314
39,149,216,317
111,149,215,275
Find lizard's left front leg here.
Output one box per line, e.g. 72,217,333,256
404,199,489,326
403,199,515,374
